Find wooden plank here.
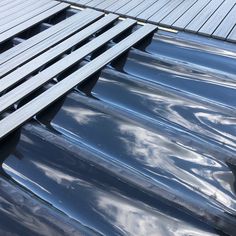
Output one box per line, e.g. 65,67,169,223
0,9,94,66
0,0,31,15
137,0,171,21
97,0,120,10
0,18,137,114
213,4,236,39
0,0,52,27
185,0,224,33
0,9,102,78
127,0,158,18
227,24,236,42
72,0,92,6
149,0,185,23
0,0,45,23
116,0,144,15
172,0,211,29
0,3,69,44
0,0,56,33
199,0,235,36
0,23,156,140
106,0,133,12
160,0,197,26
0,14,118,93
87,0,105,7
0,0,21,8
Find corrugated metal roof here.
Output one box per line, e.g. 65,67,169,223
0,2,236,236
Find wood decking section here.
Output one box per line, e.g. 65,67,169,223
0,5,156,140
61,0,236,42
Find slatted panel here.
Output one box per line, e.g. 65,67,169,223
199,0,235,36
0,14,118,94
160,0,197,26
96,0,120,10
116,0,144,16
0,0,49,24
0,9,102,78
138,0,171,21
213,4,236,39
0,9,93,66
172,0,211,29
0,7,157,139
127,0,158,18
0,2,69,44
59,0,236,42
149,0,185,23
228,25,236,42
185,0,224,33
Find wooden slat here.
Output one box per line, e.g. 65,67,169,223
0,9,101,78
0,9,94,66
0,0,31,15
87,0,105,7
172,0,211,29
0,23,156,140
138,0,171,21
0,18,137,114
149,0,185,23
0,3,69,44
160,0,197,26
128,0,158,18
97,0,120,10
0,14,118,94
213,4,236,39
73,0,92,6
0,0,55,33
185,0,224,33
0,0,51,27
59,0,236,42
228,25,236,42
0,0,45,23
0,0,16,8
199,0,235,36
106,0,133,12
116,0,144,15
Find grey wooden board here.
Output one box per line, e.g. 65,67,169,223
138,0,171,21
73,0,92,6
0,9,93,66
97,0,119,10
127,0,158,18
213,4,236,39
0,18,135,114
172,0,211,29
87,0,105,7
106,0,133,12
0,0,15,7
0,0,52,28
0,9,102,78
60,0,236,42
0,0,47,23
185,0,224,33
199,0,236,36
0,3,69,44
228,25,236,42
0,14,118,93
116,0,144,15
0,23,157,139
160,0,197,26
149,0,186,23
0,0,32,15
